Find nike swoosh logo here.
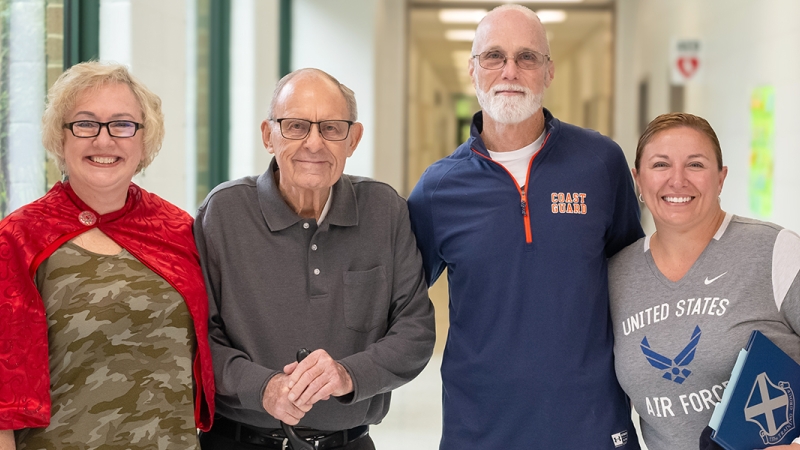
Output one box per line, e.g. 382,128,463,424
704,272,728,285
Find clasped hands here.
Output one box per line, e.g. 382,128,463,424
261,349,353,425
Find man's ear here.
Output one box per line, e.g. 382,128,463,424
346,122,364,157
468,57,477,89
544,59,555,88
261,119,275,154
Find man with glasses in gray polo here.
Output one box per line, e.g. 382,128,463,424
408,4,643,449
195,68,435,450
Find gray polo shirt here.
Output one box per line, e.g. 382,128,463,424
194,160,436,431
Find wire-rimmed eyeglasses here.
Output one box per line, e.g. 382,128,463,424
64,120,143,138
272,118,354,141
472,50,551,71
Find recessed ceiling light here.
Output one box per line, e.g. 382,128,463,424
445,29,477,42
536,10,567,23
439,9,487,24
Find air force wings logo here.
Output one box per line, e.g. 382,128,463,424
745,373,795,445
640,325,701,384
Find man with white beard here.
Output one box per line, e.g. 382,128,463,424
407,4,644,449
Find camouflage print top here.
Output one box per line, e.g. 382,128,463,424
16,242,197,450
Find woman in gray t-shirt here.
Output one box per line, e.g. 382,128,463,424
608,113,800,450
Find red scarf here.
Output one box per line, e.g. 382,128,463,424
0,181,214,431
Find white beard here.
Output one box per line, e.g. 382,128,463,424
475,82,543,125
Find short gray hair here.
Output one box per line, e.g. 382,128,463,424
268,68,358,121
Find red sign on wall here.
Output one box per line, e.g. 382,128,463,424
671,38,703,85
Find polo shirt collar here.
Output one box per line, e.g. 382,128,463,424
257,158,358,231
325,174,358,227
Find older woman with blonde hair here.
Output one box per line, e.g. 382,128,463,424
609,113,800,450
0,61,214,449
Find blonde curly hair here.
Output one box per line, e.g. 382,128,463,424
41,61,165,174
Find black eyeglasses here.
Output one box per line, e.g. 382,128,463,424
272,118,354,141
473,50,551,71
64,120,144,138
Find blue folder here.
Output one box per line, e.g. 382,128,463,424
709,330,800,449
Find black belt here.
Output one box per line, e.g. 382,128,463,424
206,416,369,449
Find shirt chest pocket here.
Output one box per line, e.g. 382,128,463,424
343,266,389,332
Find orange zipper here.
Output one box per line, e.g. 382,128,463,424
471,133,550,244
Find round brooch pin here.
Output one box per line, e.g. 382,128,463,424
78,211,97,226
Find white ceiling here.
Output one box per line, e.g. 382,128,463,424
409,0,614,95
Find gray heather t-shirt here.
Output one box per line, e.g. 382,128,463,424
609,214,800,450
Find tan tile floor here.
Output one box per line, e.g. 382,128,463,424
370,354,443,449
